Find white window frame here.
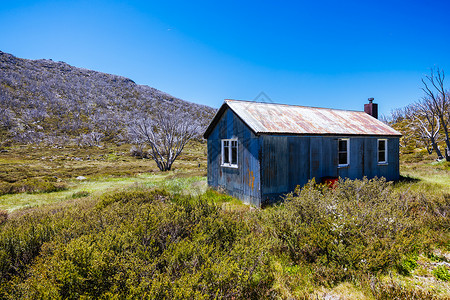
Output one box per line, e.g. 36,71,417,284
378,139,388,164
221,138,238,168
338,138,350,167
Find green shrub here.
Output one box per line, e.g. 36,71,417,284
71,191,90,199
432,265,450,281
0,216,57,285
95,188,169,209
262,177,427,284
396,255,418,276
0,178,67,196
0,189,274,299
0,184,13,196
0,178,448,298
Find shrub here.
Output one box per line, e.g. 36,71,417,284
129,144,148,159
396,255,418,276
432,265,450,281
0,178,448,298
0,189,273,298
0,178,67,196
71,191,90,199
95,188,169,209
262,177,427,284
0,215,56,285
0,210,7,225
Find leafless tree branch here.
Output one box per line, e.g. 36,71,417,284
128,106,201,171
420,67,450,160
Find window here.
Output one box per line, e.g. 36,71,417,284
338,138,349,167
378,139,387,164
221,139,238,167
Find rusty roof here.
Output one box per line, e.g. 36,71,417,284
204,99,402,138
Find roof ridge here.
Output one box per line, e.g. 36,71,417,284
224,99,365,113
217,99,402,137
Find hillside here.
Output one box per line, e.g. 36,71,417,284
0,51,216,146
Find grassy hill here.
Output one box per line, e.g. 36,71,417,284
0,51,216,146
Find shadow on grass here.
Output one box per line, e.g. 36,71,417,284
396,175,421,184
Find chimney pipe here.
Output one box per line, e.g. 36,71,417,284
364,98,378,119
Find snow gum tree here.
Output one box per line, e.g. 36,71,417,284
128,105,201,171
421,68,450,161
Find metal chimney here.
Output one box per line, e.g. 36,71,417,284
364,98,378,119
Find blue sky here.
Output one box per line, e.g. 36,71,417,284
1,0,450,116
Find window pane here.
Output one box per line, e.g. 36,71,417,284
378,151,385,162
339,140,347,152
231,143,237,164
378,140,386,151
339,152,348,165
223,142,230,164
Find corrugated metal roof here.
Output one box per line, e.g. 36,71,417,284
204,100,401,137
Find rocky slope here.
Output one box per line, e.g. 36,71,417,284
0,51,216,146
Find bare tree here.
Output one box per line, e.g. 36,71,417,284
389,107,417,150
78,132,105,147
407,101,443,158
421,68,450,160
128,106,201,171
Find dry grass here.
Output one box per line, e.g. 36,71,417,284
398,150,450,193
0,141,208,211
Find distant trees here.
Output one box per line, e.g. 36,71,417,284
128,106,201,171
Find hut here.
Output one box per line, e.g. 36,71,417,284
203,99,401,206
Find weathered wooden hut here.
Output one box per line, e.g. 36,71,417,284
203,99,402,207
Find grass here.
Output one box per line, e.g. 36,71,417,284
397,150,450,194
0,141,208,211
0,141,207,181
1,173,208,212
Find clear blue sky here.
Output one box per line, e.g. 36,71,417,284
1,0,450,116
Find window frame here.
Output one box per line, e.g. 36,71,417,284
377,139,388,164
221,138,238,168
338,138,350,167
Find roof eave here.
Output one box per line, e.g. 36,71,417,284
257,132,402,137
203,101,260,139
